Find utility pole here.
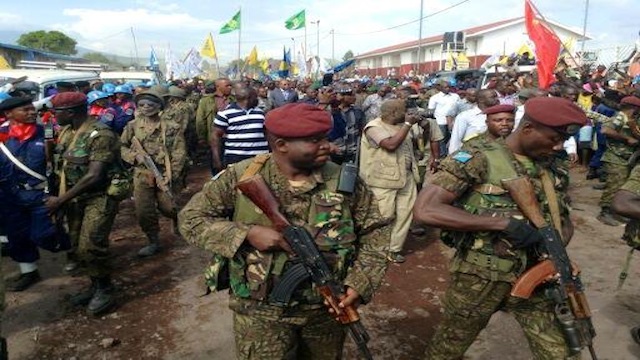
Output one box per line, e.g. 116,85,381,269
330,29,335,64
417,0,424,74
130,27,140,69
580,0,590,54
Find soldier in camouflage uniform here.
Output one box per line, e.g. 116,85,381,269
413,97,587,359
46,92,121,316
163,86,196,187
598,95,640,226
612,161,640,345
121,88,188,257
461,104,516,151
178,103,391,359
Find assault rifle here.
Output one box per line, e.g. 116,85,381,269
501,176,597,360
131,137,173,200
236,174,373,360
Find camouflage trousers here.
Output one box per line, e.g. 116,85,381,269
66,195,118,277
599,162,629,208
424,271,579,360
133,171,178,240
230,297,346,360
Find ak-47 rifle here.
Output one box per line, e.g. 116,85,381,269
236,175,373,360
131,137,173,200
501,176,597,360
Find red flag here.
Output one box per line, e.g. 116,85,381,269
524,0,561,89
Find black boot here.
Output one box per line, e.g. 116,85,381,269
586,167,598,180
597,208,621,226
0,337,7,360
87,276,115,316
7,270,41,292
70,277,97,306
138,234,161,257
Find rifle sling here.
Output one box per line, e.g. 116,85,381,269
239,153,270,181
540,169,563,237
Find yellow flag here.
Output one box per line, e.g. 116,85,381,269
201,33,216,58
246,46,258,65
516,42,533,56
260,59,270,72
0,55,10,69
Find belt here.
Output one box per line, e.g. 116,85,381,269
464,250,515,273
18,182,47,191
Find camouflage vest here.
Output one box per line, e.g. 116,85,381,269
206,155,358,305
56,121,115,195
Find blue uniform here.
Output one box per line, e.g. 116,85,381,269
0,123,68,262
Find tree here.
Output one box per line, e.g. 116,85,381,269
82,52,111,64
17,30,77,55
343,50,354,61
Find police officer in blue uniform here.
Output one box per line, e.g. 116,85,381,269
0,97,69,291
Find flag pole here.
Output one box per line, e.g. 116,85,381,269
237,6,242,79
212,33,221,77
527,0,580,66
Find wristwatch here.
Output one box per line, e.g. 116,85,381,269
403,121,413,127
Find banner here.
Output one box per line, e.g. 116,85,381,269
525,0,561,88
246,46,258,65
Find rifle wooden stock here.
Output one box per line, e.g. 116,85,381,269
131,137,173,198
235,175,290,231
511,259,581,299
500,177,546,228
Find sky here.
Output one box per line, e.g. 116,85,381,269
0,0,637,66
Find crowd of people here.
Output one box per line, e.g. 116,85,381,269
0,59,639,358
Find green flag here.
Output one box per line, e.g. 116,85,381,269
220,11,241,34
285,10,305,30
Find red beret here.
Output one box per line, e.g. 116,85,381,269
51,92,87,109
265,103,332,138
621,96,640,107
524,97,587,135
483,104,516,115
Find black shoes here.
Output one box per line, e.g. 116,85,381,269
7,270,41,292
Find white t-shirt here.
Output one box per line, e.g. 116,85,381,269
428,92,460,126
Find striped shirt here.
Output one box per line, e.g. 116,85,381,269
213,103,269,156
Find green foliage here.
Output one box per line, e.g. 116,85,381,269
82,52,111,64
342,50,354,61
17,30,77,55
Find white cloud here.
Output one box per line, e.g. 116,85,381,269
0,12,27,30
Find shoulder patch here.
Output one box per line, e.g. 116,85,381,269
452,151,473,163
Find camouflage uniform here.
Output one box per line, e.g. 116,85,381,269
163,99,196,186
120,111,187,245
425,142,577,360
600,112,636,208
56,120,120,277
178,156,391,359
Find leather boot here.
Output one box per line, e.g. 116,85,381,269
0,337,7,360
597,208,621,226
8,270,40,292
87,276,115,316
70,277,97,306
138,234,161,257
586,167,598,180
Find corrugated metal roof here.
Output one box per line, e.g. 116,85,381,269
0,42,85,62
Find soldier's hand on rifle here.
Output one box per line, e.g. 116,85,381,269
325,286,362,319
627,137,639,146
135,153,146,165
44,196,63,215
501,218,544,249
245,225,294,255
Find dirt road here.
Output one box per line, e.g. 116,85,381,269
3,166,640,359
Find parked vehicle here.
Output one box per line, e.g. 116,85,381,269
0,69,99,100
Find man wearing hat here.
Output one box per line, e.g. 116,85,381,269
414,97,588,359
598,95,640,226
0,97,68,292
460,103,516,151
121,88,187,257
178,103,391,359
46,92,121,315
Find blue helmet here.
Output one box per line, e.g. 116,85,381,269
87,91,109,105
102,83,116,95
114,85,132,95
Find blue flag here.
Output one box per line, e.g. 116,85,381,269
149,47,159,70
278,46,290,78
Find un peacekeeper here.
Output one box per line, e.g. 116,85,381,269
611,160,640,345
178,103,391,359
598,95,640,226
413,97,587,359
45,92,121,316
121,87,187,257
461,104,516,151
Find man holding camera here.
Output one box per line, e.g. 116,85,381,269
359,99,420,263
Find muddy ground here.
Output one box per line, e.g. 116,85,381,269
3,165,640,360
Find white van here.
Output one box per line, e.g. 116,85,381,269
0,69,99,100
99,71,158,87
